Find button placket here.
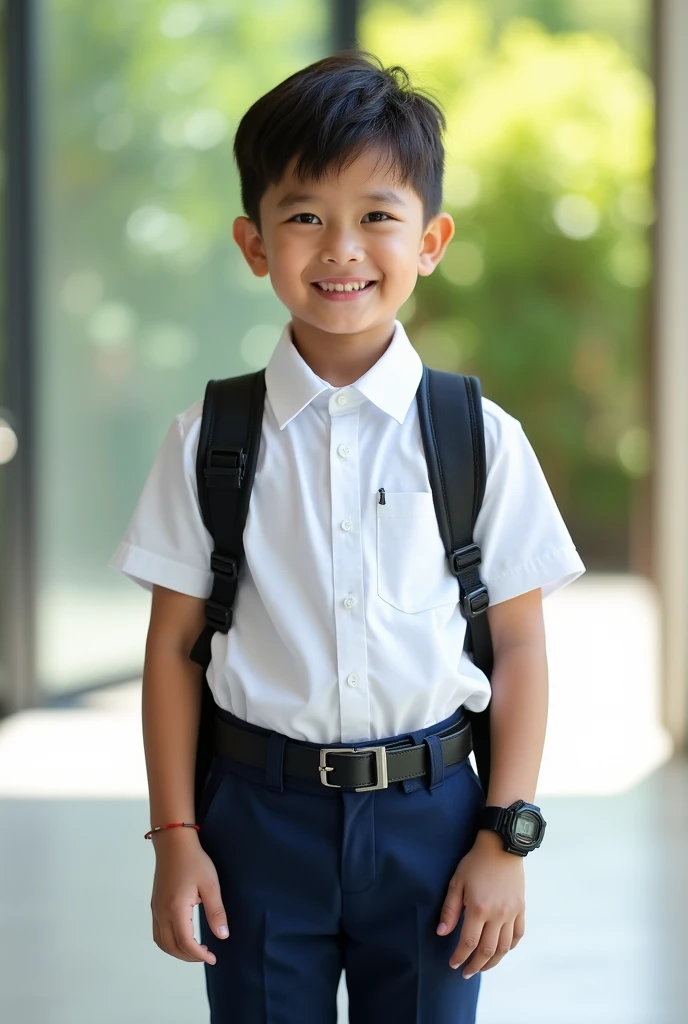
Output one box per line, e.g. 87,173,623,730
329,393,370,741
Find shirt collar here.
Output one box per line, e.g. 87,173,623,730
264,319,423,430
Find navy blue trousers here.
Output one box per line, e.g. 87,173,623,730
198,704,486,1023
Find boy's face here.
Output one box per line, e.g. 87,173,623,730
232,146,454,339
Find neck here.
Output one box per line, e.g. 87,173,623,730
288,317,397,387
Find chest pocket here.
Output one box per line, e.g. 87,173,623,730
376,491,459,613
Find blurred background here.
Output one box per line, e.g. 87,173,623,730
1,1,687,1022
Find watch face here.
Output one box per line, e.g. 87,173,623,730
514,812,540,842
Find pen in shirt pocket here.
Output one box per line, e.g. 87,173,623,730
378,487,386,505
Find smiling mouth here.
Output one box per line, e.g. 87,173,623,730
311,280,378,296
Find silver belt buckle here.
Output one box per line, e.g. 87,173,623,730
319,745,389,791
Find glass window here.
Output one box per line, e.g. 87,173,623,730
36,0,330,695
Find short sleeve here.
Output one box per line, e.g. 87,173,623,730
107,403,214,598
473,399,586,606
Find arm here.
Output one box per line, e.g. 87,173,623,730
476,585,548,845
438,586,547,976
144,584,230,965
143,584,206,832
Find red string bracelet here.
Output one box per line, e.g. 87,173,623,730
144,822,200,840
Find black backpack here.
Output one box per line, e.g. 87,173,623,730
188,365,494,821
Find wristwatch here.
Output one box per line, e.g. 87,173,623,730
477,800,546,857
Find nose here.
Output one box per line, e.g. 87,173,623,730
319,226,365,264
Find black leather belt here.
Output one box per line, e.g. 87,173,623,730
214,713,474,791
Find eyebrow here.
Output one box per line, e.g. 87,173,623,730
274,188,409,210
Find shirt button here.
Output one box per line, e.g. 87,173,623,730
336,393,348,406
343,596,355,608
346,673,359,687
341,519,353,531
337,444,351,458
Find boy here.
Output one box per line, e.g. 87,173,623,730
109,50,585,1023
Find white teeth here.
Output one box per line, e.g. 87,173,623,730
316,281,371,292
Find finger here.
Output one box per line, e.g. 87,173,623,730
199,881,230,940
436,877,465,936
447,907,487,970
511,910,526,946
453,920,501,976
152,913,163,951
170,903,216,965
157,921,198,962
470,921,515,974
170,921,213,964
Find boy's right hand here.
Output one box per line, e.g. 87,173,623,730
150,829,229,966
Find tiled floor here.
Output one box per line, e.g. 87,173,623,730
1,575,685,1023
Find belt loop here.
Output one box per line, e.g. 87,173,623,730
424,734,444,791
265,732,287,792
402,728,426,794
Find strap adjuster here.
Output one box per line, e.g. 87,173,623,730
204,446,247,489
204,599,233,632
210,552,238,580
318,746,389,791
449,544,489,617
461,586,489,618
450,544,482,575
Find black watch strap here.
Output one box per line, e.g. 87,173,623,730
479,806,507,831
478,801,546,857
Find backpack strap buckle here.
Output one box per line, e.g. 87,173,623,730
460,585,490,618
210,551,238,580
204,599,233,633
449,544,490,618
204,446,247,489
450,543,482,574
204,552,238,634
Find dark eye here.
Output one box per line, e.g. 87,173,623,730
290,213,321,224
363,211,392,222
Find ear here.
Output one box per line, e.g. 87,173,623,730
417,212,455,277
232,216,270,278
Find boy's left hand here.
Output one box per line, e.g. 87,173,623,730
436,829,526,977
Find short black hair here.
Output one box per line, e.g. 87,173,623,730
232,49,447,234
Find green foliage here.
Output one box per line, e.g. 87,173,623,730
362,1,652,566
43,0,331,578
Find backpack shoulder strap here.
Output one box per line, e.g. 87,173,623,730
190,369,266,668
416,364,494,795
189,368,266,821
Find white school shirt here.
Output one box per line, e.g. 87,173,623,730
108,318,585,744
